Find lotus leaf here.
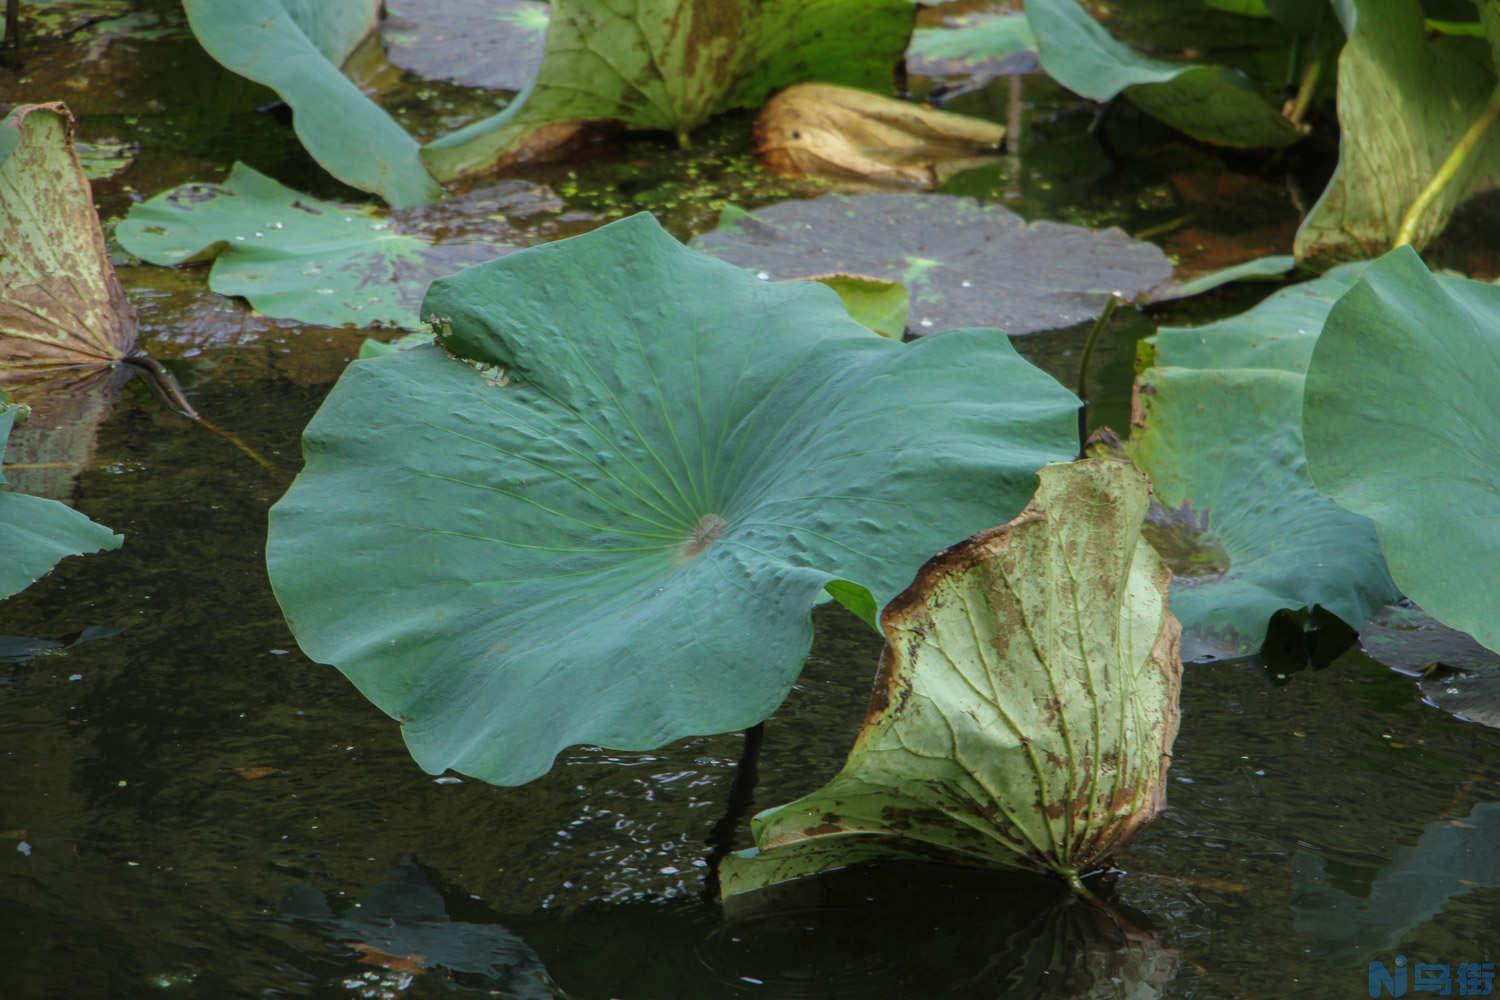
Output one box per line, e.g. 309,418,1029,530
691,193,1172,335
1294,0,1500,263
805,275,909,339
0,103,136,377
906,12,1039,87
1303,246,1500,656
382,0,548,93
720,458,1182,896
116,164,515,330
421,0,917,182
182,0,441,208
266,213,1080,787
1360,603,1500,729
1129,266,1397,660
1027,0,1302,149
1,403,122,600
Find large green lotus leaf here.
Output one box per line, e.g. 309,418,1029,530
115,164,514,330
421,0,916,183
1294,0,1500,263
719,458,1182,897
266,213,1080,787
1027,0,1302,149
0,103,136,377
382,0,548,92
1129,265,1397,660
0,404,122,600
1303,246,1500,659
182,0,441,208
691,193,1172,336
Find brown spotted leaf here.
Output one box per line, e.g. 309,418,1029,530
719,457,1182,897
0,103,136,377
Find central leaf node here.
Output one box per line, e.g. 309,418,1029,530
681,513,727,559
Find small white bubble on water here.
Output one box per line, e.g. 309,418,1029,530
16,841,30,857
269,649,288,655
961,279,972,287
69,673,83,682
920,318,933,327
755,271,770,280
434,776,462,785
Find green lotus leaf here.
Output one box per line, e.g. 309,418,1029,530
116,164,515,330
691,193,1173,336
1,403,122,600
1303,246,1500,660
1294,0,1500,263
719,458,1182,897
266,213,1080,787
1027,0,1302,149
906,12,1038,88
0,103,136,377
182,0,441,208
1129,266,1398,660
805,275,909,339
421,0,917,183
382,0,548,92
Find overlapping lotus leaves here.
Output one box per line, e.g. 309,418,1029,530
182,0,441,207
1027,0,1302,149
382,0,548,92
421,0,917,182
691,193,1172,335
265,213,1080,787
1303,247,1500,661
1294,0,1500,263
0,103,136,377
0,404,122,600
116,164,515,330
718,458,1181,897
1129,266,1398,660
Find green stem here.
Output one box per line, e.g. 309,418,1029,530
1076,295,1122,458
1284,45,1324,129
1395,81,1500,248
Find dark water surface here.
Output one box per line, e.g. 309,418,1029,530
3,3,1499,997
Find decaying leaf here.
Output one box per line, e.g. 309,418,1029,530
719,458,1182,897
692,192,1172,335
754,83,1003,189
0,103,136,377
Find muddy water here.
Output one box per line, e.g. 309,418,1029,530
3,3,1498,998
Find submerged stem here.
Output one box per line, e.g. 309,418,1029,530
126,355,280,474
3,0,18,67
1395,81,1500,248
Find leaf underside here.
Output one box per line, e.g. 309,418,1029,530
720,458,1182,897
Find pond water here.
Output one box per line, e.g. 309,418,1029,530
3,3,1499,997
